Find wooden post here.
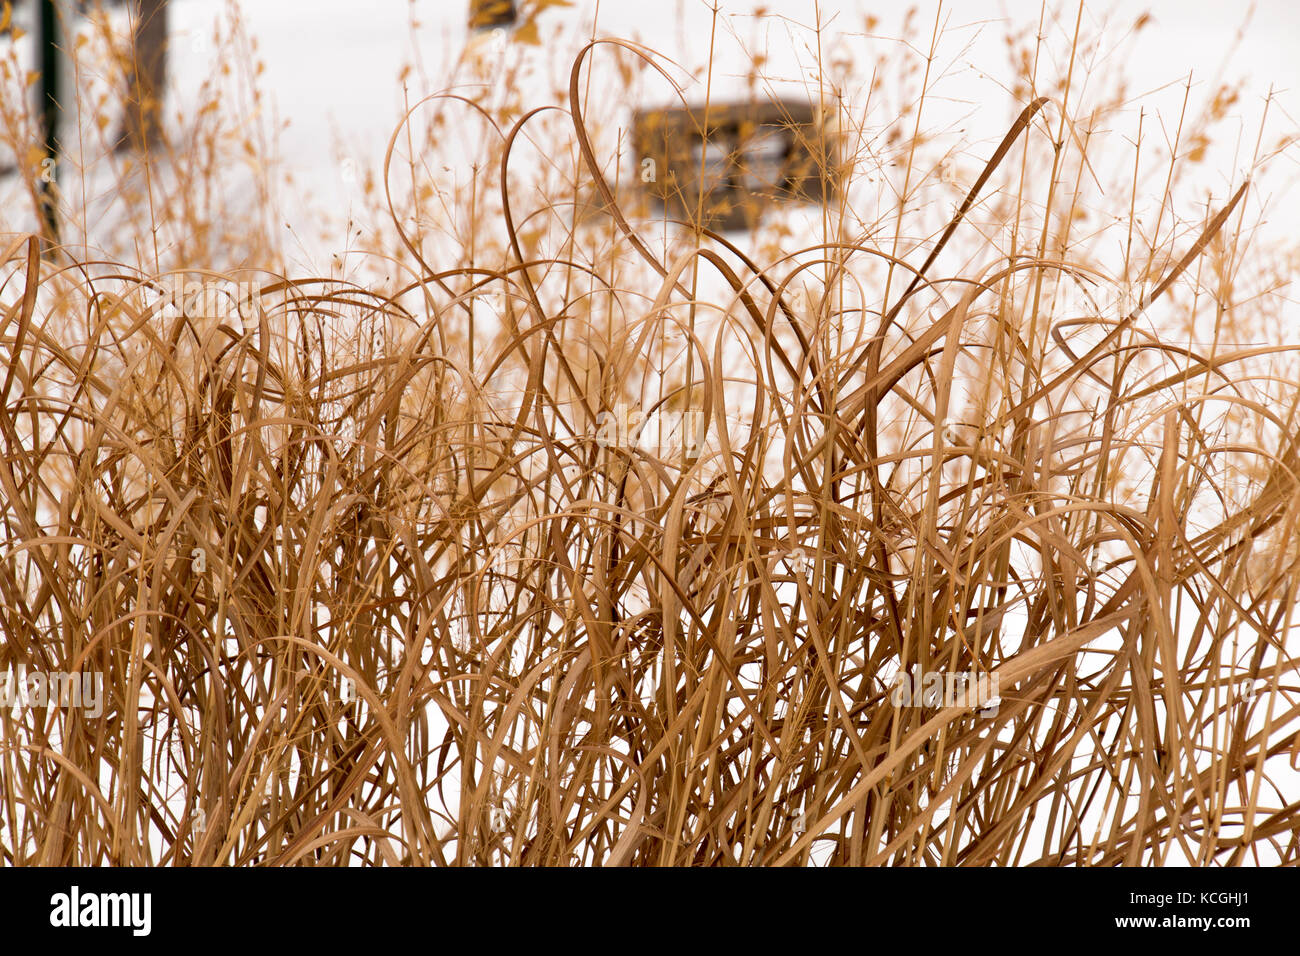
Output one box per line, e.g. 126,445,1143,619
119,0,168,152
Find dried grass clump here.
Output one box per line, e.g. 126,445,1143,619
1,2,1298,865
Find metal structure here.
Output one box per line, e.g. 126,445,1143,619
37,0,61,247
633,99,840,232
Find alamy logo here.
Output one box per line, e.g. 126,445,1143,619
160,274,261,326
49,886,151,936
891,669,1000,715
0,667,103,718
592,403,707,456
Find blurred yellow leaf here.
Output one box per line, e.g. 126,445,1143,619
514,19,541,45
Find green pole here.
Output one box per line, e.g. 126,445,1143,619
38,0,60,249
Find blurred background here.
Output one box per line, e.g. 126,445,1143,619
0,0,1295,273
